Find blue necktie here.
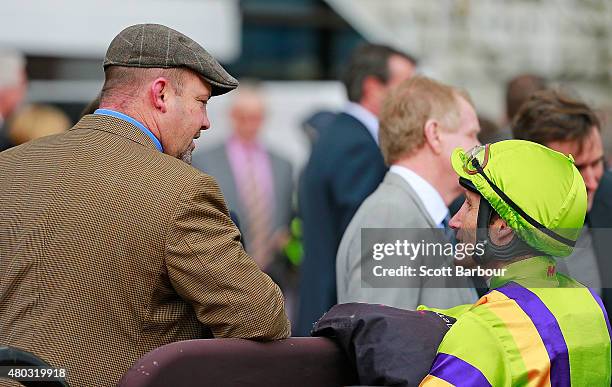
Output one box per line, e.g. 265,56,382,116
440,214,456,245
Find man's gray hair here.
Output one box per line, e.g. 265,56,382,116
0,48,25,88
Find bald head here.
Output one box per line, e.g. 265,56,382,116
230,86,266,142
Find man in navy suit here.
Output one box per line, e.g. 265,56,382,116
296,44,417,335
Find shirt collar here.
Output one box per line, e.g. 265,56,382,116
344,102,379,144
94,109,163,152
228,135,263,151
389,165,449,225
489,256,559,289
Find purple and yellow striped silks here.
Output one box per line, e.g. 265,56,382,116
419,375,454,386
481,289,552,386
588,287,612,387
589,288,612,343
420,280,611,386
495,282,570,387
426,353,491,387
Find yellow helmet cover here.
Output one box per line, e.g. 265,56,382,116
451,140,587,257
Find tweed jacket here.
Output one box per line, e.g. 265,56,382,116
0,114,290,387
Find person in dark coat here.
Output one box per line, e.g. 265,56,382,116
296,44,416,335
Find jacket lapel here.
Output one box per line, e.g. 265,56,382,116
383,171,439,228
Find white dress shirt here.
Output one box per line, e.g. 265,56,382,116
389,165,449,226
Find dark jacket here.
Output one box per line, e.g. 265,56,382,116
590,169,612,314
0,122,14,152
296,112,387,335
312,303,455,386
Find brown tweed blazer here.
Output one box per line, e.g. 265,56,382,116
0,114,290,387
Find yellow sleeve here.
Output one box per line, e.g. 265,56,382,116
420,312,510,386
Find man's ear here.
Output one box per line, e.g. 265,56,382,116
423,119,442,154
150,77,169,113
490,215,514,246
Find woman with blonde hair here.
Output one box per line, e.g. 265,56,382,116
8,104,71,145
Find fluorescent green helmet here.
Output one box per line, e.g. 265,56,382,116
451,140,587,257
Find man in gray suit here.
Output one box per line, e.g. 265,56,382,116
192,85,293,273
337,76,480,309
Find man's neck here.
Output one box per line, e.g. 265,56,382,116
358,101,378,117
98,104,161,140
486,254,551,289
484,253,539,286
395,156,458,206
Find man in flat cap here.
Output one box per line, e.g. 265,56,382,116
0,24,290,387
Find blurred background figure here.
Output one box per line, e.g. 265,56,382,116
598,105,612,168
296,43,416,335
505,74,547,125
0,48,27,151
476,114,502,144
492,73,548,141
511,88,612,310
513,89,605,212
460,73,550,214
7,104,71,145
192,83,294,278
301,110,337,145
80,94,100,118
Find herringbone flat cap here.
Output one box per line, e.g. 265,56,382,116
104,23,238,96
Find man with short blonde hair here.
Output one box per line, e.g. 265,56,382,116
379,76,471,165
337,76,480,310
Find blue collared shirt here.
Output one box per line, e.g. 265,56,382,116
94,109,163,152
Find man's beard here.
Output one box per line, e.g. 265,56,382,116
178,149,193,165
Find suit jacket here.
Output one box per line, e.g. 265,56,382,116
191,142,294,250
0,114,290,387
590,169,612,314
336,171,477,309
296,112,387,335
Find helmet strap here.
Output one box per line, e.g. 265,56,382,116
473,198,541,264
